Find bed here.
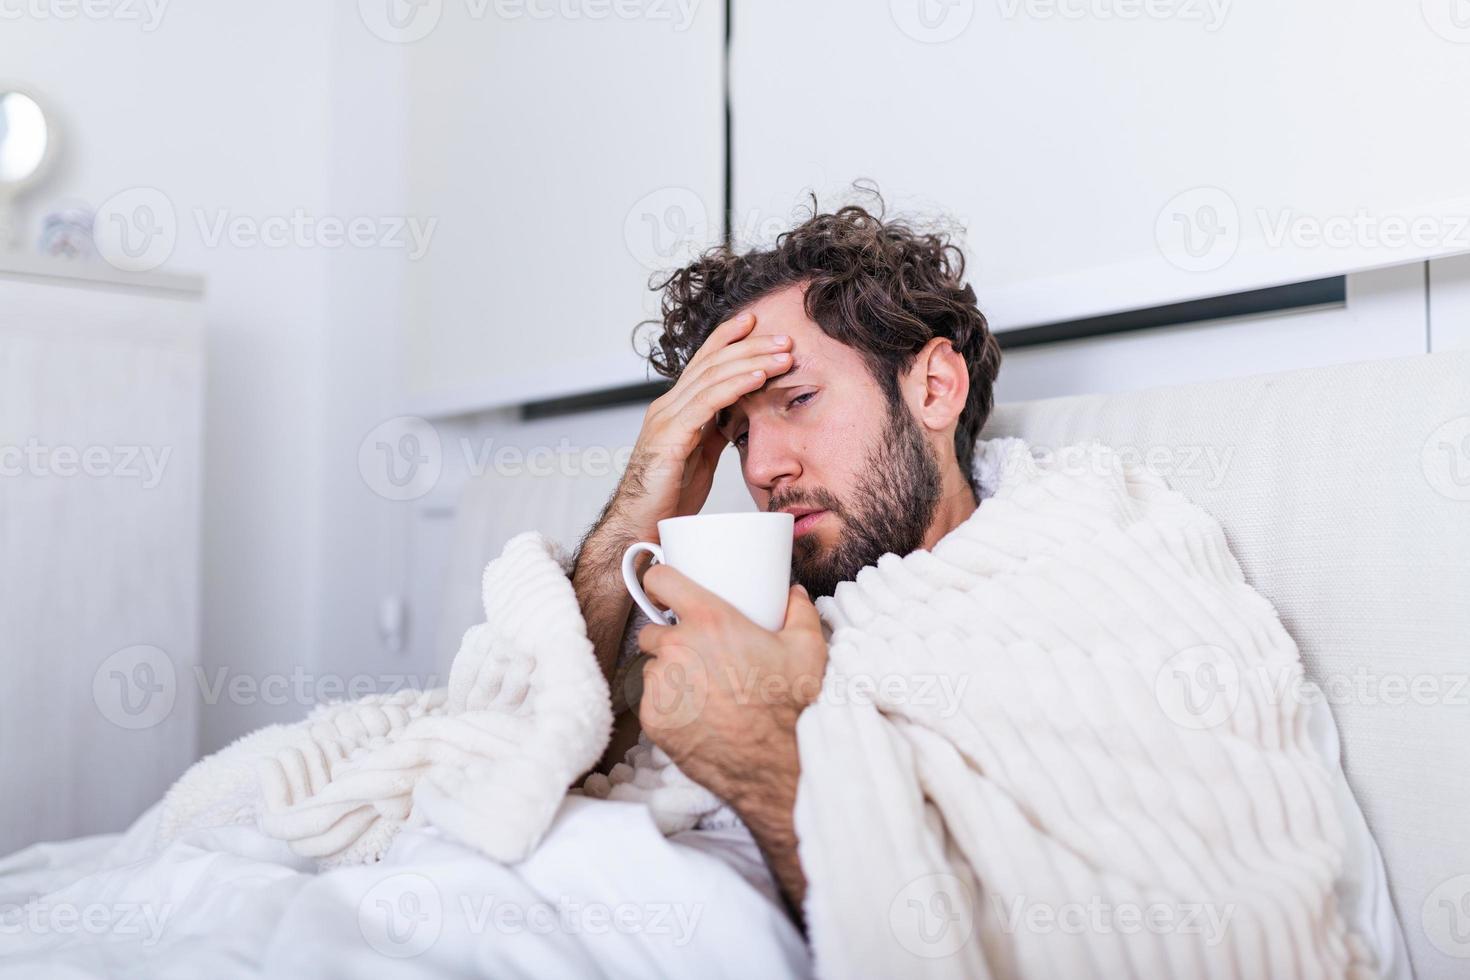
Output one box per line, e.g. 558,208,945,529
3,349,1466,978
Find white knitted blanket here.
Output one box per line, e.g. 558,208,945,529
791,438,1373,979
155,532,613,867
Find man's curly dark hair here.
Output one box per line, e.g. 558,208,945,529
638,195,1002,478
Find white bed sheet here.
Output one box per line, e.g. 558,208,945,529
0,796,810,979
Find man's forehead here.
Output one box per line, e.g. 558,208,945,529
739,282,815,336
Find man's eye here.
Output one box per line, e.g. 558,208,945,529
788,392,815,410
733,432,748,449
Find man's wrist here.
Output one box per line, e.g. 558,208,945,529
719,722,808,915
571,498,649,681
718,720,800,817
580,500,655,569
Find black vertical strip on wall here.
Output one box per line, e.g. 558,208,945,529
1424,261,1432,351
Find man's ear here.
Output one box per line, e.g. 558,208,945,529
904,337,970,433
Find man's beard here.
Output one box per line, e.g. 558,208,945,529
772,398,943,599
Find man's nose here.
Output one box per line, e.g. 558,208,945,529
742,424,801,492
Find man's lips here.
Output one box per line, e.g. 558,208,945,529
784,509,828,539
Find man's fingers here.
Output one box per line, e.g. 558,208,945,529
643,563,732,623
666,346,792,411
679,331,792,390
662,356,789,436
782,583,823,634
638,647,708,732
637,620,675,653
658,340,793,427
682,311,756,374
645,316,759,416
696,417,729,468
667,370,771,439
635,368,761,466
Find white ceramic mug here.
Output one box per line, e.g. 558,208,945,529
621,512,795,631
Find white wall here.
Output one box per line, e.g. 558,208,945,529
0,4,358,760
399,0,725,414
311,11,432,712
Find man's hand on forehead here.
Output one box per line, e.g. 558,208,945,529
607,311,797,531
714,355,809,435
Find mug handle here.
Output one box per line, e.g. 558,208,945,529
621,542,675,625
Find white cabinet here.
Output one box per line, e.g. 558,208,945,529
732,0,1470,331
0,258,204,852
401,3,726,414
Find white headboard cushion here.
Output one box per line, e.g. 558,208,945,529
982,349,1470,979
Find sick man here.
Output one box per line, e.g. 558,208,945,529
570,199,1002,912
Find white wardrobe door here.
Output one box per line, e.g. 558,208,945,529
402,3,726,414
994,264,1427,403
0,277,203,851
732,0,1470,330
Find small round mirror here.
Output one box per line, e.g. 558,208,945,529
0,91,52,187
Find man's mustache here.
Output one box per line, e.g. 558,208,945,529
768,486,844,517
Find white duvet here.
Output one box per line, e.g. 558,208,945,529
0,796,808,978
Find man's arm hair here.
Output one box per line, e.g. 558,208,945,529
570,490,654,771
730,732,808,921
570,493,641,684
